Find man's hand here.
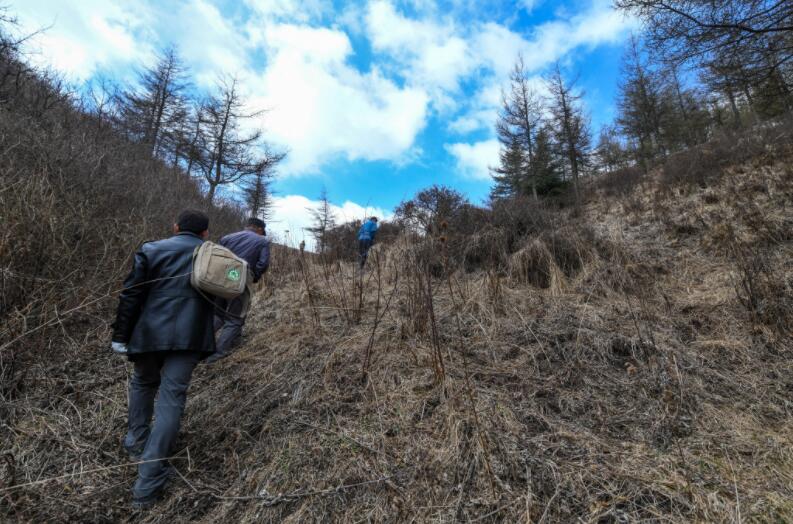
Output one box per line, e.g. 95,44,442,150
111,341,128,354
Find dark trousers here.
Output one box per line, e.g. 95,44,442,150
205,289,249,364
125,351,200,499
358,239,373,269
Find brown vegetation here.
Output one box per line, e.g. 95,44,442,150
3,135,792,521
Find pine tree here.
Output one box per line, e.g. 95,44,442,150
547,65,591,204
490,132,525,200
493,55,544,200
532,125,561,194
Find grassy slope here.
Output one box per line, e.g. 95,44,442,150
2,156,791,522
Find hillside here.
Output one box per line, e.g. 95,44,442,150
2,138,791,522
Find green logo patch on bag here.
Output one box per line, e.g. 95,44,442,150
226,268,241,282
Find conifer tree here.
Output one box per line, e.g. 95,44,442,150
547,65,591,204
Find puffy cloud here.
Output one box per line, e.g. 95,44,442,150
249,23,430,174
9,0,152,79
10,0,636,183
243,0,329,22
267,194,390,250
448,2,635,137
366,0,475,108
445,140,500,180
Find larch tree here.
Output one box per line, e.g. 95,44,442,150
546,65,591,204
307,187,336,254
242,162,274,220
616,36,666,170
493,55,545,200
117,47,189,159
490,132,525,200
193,76,284,204
615,0,793,90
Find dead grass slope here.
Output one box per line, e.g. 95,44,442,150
1,156,792,523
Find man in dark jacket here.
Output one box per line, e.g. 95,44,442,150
204,217,270,364
111,209,215,509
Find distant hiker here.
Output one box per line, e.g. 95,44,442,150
204,217,270,364
357,216,379,269
299,240,305,253
111,209,216,509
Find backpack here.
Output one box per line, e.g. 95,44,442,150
190,241,248,299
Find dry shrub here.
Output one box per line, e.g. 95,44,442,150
490,195,554,252
730,242,792,334
508,238,564,290
462,226,508,272
508,226,611,291
596,165,644,197
658,118,793,192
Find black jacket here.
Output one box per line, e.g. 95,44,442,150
112,232,215,358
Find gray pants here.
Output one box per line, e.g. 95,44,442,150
205,290,249,364
358,238,373,269
125,351,200,499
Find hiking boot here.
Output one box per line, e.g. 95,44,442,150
125,445,144,463
131,489,164,510
204,351,229,365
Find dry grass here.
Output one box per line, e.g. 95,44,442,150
2,155,793,522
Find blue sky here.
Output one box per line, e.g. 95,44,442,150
9,0,636,245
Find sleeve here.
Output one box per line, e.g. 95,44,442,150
253,239,270,283
111,247,150,343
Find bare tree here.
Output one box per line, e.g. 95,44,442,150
616,0,793,87
595,124,629,173
616,35,667,170
242,163,274,219
307,187,336,254
193,76,284,204
117,47,190,158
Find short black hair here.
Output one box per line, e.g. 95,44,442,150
371,216,378,222
177,209,209,234
247,217,266,229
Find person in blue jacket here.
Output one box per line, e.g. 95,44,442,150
357,216,378,269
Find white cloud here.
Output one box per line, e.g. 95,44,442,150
449,2,636,137
521,0,542,13
267,194,390,250
249,23,429,174
243,0,329,22
9,0,152,79
445,140,500,180
366,0,475,109
9,0,636,181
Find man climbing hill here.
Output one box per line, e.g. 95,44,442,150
205,217,270,364
111,209,216,509
358,216,378,269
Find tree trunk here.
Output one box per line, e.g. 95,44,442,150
726,87,741,127
207,183,216,204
